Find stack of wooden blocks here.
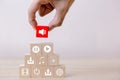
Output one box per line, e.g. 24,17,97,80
19,42,65,79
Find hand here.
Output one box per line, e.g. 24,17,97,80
28,0,74,31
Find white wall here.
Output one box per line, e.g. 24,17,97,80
0,0,120,57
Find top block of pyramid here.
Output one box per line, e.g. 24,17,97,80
31,42,54,56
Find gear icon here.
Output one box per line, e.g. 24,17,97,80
56,68,64,76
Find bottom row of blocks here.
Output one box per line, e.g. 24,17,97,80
20,65,65,78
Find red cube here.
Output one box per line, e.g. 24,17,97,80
36,25,49,38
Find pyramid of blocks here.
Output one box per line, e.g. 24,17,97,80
19,42,65,78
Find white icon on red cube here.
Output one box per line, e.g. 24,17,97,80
36,26,49,38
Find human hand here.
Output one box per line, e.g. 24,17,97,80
28,0,74,31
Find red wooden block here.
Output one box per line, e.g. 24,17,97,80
36,25,49,38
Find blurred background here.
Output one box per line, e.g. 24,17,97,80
0,0,120,58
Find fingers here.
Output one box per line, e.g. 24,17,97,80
28,0,54,30
49,0,74,31
39,3,54,16
48,11,64,31
28,0,74,31
28,0,41,30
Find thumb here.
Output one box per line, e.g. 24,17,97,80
48,0,74,31
48,10,65,31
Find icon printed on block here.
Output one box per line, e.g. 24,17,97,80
44,45,51,53
39,29,46,35
39,57,45,64
53,65,65,78
36,25,49,38
52,59,55,63
27,57,34,65
38,55,47,65
31,44,41,54
32,46,40,53
31,65,43,78
42,43,53,55
19,65,30,78
48,54,59,65
34,68,40,75
56,68,64,77
21,68,29,76
45,69,52,77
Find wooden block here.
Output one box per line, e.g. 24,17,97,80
30,44,42,56
38,55,48,65
24,55,38,66
19,64,30,78
31,65,43,78
53,65,65,78
42,66,53,78
41,42,53,55
48,54,59,65
36,25,49,38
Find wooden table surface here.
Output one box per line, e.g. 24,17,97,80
0,57,120,80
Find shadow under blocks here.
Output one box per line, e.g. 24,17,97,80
19,42,65,80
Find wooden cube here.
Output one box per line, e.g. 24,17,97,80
31,65,43,78
42,66,53,78
53,65,65,78
24,55,38,66
38,55,48,65
19,64,30,78
48,54,59,65
30,44,42,56
41,42,53,55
